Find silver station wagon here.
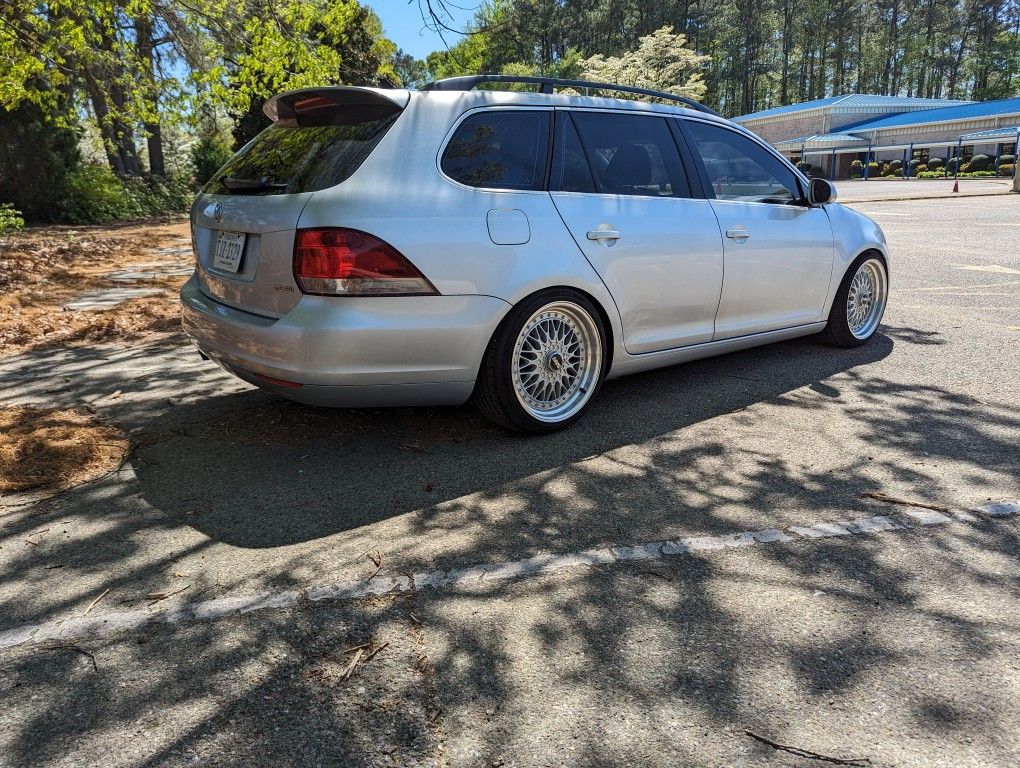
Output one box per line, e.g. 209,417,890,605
181,75,889,433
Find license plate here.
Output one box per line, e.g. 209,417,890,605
212,231,246,273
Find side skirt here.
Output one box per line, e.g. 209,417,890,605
606,322,827,380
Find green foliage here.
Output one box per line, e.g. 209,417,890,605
867,162,880,176
0,203,25,233
191,136,234,185
999,163,1016,177
57,164,192,224
391,49,429,88
927,157,946,170
580,27,709,101
849,159,864,174
966,154,992,172
0,103,81,222
948,157,962,173
997,154,1016,165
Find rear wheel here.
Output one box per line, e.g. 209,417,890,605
476,290,606,433
821,254,888,347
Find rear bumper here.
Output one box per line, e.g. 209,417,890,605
180,274,510,407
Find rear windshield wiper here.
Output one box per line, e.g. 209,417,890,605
220,175,289,193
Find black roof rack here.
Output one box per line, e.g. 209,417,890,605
422,74,720,117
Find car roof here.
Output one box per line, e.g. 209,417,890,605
412,87,737,127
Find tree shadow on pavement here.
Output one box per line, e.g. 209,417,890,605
3,327,1020,766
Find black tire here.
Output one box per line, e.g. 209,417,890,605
820,252,888,348
475,289,608,433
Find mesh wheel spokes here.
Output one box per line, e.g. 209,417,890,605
511,302,601,423
846,259,887,339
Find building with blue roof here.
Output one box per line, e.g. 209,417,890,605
734,95,1020,181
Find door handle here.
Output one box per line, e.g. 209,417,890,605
726,228,751,241
587,228,621,242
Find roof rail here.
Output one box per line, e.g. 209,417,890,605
422,75,720,117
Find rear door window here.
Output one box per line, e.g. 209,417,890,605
549,112,596,193
569,112,691,198
441,111,551,191
204,112,399,196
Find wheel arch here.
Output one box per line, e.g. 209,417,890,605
473,284,617,386
823,244,889,318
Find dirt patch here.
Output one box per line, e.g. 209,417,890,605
0,406,130,495
0,219,190,357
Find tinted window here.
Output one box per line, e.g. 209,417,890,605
570,113,691,198
685,121,802,204
204,113,399,196
442,111,550,190
550,113,595,193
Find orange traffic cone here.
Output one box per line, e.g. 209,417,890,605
952,179,959,193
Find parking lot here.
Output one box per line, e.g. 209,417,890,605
1,193,1018,767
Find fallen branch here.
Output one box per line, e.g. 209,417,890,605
81,588,110,617
366,551,383,580
340,648,365,680
343,641,373,654
339,640,389,681
861,491,951,513
44,644,98,672
745,730,870,766
146,584,189,607
363,641,389,662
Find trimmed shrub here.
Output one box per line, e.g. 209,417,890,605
916,171,944,179
795,161,811,173
947,157,962,173
0,202,25,233
998,154,1015,165
849,159,863,178
927,157,945,171
998,163,1015,177
867,161,880,176
966,154,992,172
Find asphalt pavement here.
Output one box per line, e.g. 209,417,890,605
1,193,1018,767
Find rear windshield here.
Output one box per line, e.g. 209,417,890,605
204,113,399,196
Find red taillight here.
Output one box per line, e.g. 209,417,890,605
293,228,436,296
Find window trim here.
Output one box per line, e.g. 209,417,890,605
435,105,554,195
553,107,701,200
676,117,811,206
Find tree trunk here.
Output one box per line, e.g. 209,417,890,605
136,15,166,176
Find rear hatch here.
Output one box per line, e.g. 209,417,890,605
191,86,409,317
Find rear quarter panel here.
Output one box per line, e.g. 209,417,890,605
296,95,625,360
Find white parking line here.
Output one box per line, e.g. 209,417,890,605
0,501,1016,653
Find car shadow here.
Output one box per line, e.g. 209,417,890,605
129,333,894,549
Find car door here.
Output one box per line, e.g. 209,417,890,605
678,118,835,341
549,110,724,354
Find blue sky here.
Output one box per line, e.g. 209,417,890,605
364,0,479,59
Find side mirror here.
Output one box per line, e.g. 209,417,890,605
808,177,836,205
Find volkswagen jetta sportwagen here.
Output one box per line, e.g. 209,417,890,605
181,75,889,433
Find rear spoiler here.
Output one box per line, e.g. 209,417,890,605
263,87,410,127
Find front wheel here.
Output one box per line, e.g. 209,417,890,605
475,290,606,433
821,254,888,347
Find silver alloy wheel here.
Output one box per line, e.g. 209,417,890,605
511,301,602,423
846,258,888,340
